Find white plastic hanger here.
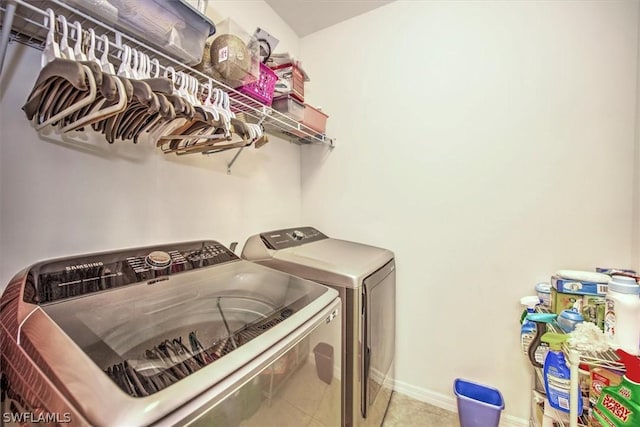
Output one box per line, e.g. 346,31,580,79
41,8,60,67
117,45,131,78
99,35,115,74
217,89,233,138
130,49,140,80
251,123,263,141
190,76,201,106
213,88,231,126
222,90,235,119
87,29,98,65
176,71,190,101
141,53,150,79
247,123,257,140
164,65,176,84
150,58,161,79
72,21,87,61
145,53,153,79
202,80,219,121
57,15,74,60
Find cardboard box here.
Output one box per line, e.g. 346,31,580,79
552,276,608,296
551,287,583,314
550,288,606,330
589,368,623,406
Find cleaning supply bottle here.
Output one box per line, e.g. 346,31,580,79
535,282,552,309
541,333,583,415
520,296,541,357
593,350,640,427
526,313,557,368
604,275,640,355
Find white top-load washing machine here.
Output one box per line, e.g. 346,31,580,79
243,227,395,427
0,240,341,426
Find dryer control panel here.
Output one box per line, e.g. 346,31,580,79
260,227,328,250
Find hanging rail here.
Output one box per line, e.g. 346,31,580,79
0,0,335,149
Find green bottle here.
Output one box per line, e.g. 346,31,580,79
593,350,640,427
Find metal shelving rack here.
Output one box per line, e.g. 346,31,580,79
530,307,626,427
0,0,334,169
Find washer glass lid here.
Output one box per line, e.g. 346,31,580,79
42,261,327,397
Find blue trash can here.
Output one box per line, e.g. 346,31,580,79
454,378,505,427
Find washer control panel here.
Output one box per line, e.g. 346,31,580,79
27,241,239,304
260,227,328,250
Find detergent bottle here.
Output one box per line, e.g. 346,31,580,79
526,313,557,368
520,296,541,357
593,350,640,427
541,333,582,415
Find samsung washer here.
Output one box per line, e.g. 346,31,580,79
243,227,395,427
0,240,342,426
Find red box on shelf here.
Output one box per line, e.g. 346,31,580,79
271,63,306,102
302,104,328,133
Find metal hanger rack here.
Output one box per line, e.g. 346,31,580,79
0,0,334,171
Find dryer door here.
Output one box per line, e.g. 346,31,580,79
361,259,396,418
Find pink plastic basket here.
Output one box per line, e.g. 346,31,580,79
236,63,278,106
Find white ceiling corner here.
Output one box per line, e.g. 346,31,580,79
264,0,395,37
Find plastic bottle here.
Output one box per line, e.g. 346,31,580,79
593,350,640,426
526,313,557,368
535,282,551,309
604,275,640,355
520,296,541,357
541,333,583,415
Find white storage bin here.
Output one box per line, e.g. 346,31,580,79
62,0,215,65
272,95,304,121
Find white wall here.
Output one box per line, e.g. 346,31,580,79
300,0,639,421
0,0,302,290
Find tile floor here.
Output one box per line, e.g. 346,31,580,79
383,392,461,427
1,390,462,427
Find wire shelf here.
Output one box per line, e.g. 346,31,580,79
535,307,625,371
0,0,334,148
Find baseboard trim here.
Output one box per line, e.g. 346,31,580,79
392,379,529,427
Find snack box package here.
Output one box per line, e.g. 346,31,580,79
550,289,606,330
551,287,583,314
